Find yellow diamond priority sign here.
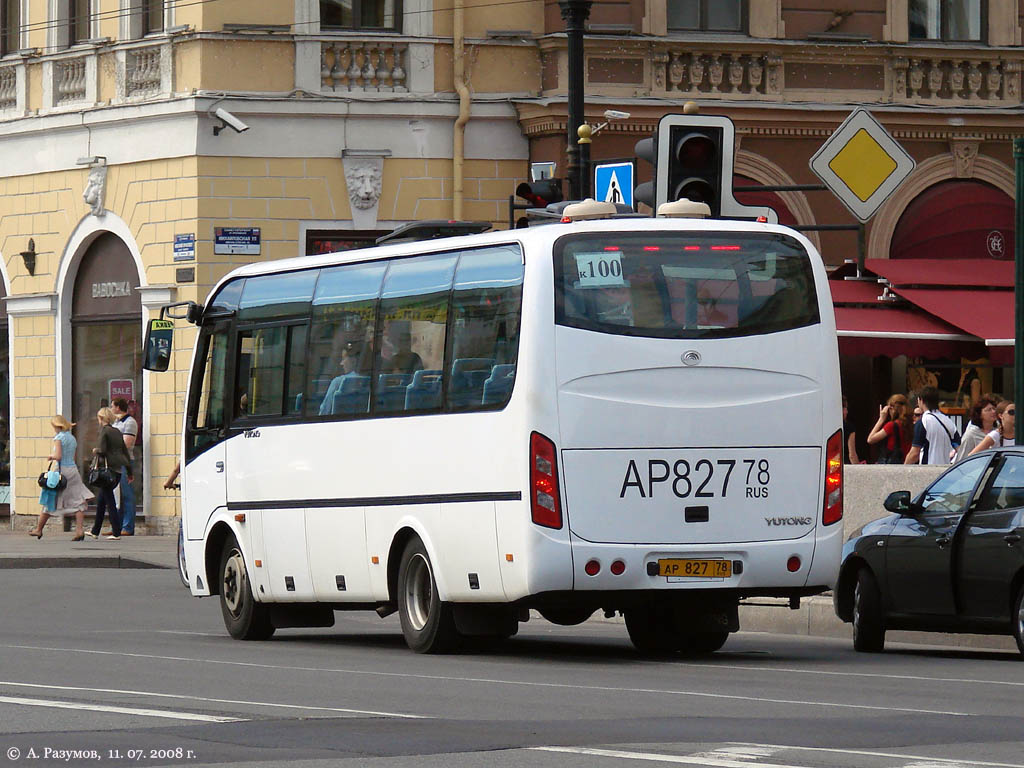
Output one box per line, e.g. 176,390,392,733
810,109,914,222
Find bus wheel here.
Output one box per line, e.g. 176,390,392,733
678,630,729,654
852,567,884,653
219,536,274,641
623,605,679,654
177,521,189,589
397,538,460,653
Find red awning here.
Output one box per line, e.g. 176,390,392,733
864,258,1014,288
892,287,1014,346
829,279,884,304
833,305,983,359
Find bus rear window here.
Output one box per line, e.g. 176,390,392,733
554,232,819,339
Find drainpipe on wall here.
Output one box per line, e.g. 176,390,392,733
453,0,471,220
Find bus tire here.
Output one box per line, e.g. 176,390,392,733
219,536,274,641
852,567,885,653
177,522,189,589
623,605,678,654
678,630,729,654
397,538,460,654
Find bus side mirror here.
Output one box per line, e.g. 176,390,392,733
143,318,174,372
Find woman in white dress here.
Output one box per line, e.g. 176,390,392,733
28,415,94,539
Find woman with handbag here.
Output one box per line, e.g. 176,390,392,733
29,415,94,539
85,407,130,541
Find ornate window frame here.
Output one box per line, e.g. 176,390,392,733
885,0,1017,45
644,0,783,38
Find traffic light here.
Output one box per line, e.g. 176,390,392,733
515,180,564,208
633,134,657,210
509,178,564,228
652,114,777,222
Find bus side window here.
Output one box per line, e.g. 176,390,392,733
375,252,458,415
305,261,385,418
446,244,524,412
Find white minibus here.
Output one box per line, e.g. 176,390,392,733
150,211,843,654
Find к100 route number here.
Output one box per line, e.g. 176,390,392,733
619,458,771,500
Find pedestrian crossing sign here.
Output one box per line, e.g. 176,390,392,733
594,161,634,208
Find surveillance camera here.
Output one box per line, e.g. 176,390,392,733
603,109,631,120
213,107,249,135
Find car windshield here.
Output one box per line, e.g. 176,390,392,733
554,231,819,339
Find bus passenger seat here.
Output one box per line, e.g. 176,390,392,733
377,373,413,411
332,375,370,415
482,364,516,405
405,369,443,410
450,358,494,407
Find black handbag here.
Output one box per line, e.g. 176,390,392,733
37,461,67,491
87,456,118,490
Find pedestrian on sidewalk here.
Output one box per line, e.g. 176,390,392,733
866,394,912,463
111,398,138,536
86,407,130,541
29,416,94,539
954,396,998,462
970,400,1015,455
904,386,961,465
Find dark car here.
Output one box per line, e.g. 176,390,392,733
834,448,1024,655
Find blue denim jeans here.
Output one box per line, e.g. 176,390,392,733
119,466,136,534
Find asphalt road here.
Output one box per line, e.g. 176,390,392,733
1,568,1023,768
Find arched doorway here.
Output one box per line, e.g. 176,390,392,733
70,233,143,508
891,180,1014,260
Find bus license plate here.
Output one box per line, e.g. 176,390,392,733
658,558,731,579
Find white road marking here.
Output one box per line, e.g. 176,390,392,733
736,742,1024,768
0,694,241,723
666,660,1024,690
530,746,804,767
0,680,427,720
0,645,975,717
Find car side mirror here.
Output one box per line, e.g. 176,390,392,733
142,318,174,372
884,490,913,514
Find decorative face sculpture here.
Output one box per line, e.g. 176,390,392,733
82,165,107,216
346,163,383,210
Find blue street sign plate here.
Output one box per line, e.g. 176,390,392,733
594,161,634,208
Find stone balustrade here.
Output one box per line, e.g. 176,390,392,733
320,39,408,93
54,57,86,104
892,56,1021,103
126,46,162,98
0,66,16,110
653,50,784,98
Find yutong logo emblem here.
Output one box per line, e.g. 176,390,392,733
681,350,701,366
765,516,812,527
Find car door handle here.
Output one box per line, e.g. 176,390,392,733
1004,534,1021,545
215,461,224,473
935,535,951,548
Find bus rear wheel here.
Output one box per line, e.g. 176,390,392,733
397,538,460,653
219,536,274,641
624,605,729,655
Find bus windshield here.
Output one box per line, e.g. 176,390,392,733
554,231,819,339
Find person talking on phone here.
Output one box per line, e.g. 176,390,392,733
867,394,911,464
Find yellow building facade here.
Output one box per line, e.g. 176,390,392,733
0,0,540,531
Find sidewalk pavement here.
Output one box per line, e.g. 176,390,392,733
1,528,1015,652
0,527,177,570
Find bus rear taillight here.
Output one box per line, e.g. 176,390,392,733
530,432,562,529
823,429,843,525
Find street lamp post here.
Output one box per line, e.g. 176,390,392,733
558,0,593,200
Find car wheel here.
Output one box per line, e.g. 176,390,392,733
219,536,274,641
397,538,460,653
1012,583,1024,658
852,567,885,653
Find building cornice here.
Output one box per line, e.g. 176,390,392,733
5,292,57,316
